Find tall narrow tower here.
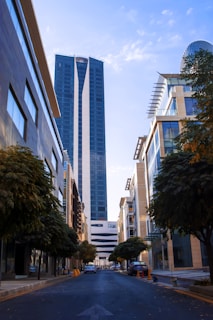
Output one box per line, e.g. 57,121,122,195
54,55,108,237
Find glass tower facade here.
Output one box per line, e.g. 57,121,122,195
54,55,108,223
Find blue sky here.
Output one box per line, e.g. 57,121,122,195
32,0,213,221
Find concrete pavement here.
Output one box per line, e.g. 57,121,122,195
151,269,211,286
150,269,213,300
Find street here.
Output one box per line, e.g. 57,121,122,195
0,270,212,320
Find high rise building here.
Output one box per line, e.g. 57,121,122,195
54,55,108,238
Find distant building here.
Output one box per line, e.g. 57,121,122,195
118,154,149,267
91,221,118,267
63,151,87,242
54,55,108,240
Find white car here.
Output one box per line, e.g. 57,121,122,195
84,264,97,273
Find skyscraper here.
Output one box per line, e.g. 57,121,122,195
54,55,108,236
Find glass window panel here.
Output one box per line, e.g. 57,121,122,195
162,121,179,154
184,97,197,115
51,150,58,172
24,84,37,123
7,89,25,138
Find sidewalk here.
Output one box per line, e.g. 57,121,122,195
0,275,72,302
150,269,213,300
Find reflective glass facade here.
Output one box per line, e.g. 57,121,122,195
180,40,213,71
54,55,107,222
162,121,179,154
54,56,75,164
1,0,65,277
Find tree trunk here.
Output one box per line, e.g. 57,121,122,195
37,250,42,280
205,242,213,284
54,257,57,277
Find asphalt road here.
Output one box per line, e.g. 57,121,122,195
0,270,212,320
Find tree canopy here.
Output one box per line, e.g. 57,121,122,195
0,145,60,239
148,151,213,240
0,145,79,279
110,237,147,262
78,240,96,264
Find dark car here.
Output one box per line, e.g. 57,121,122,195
127,261,148,276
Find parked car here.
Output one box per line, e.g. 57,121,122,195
110,264,121,271
84,264,97,274
127,261,148,276
29,265,37,274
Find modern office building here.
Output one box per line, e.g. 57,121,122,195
118,40,213,271
0,0,65,277
54,55,108,239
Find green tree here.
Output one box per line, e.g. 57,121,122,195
78,240,96,264
0,145,60,239
25,211,78,279
112,237,147,263
108,251,119,263
178,49,213,163
148,151,213,284
0,145,70,281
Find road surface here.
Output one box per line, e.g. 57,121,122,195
0,270,212,319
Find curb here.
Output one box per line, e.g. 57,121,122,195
189,285,213,298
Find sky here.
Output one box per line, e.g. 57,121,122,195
32,0,213,221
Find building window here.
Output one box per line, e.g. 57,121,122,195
24,83,37,124
162,121,179,154
6,0,63,162
173,232,192,267
58,189,63,207
51,150,58,172
7,88,26,138
167,98,177,116
183,85,192,92
129,229,135,237
44,159,51,175
184,97,197,115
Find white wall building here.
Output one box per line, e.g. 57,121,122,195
91,221,118,267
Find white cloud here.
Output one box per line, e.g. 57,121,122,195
122,41,152,62
137,29,156,39
126,9,138,23
102,40,155,71
186,8,193,15
101,53,122,72
137,29,146,37
161,9,173,16
168,34,182,46
119,6,138,23
168,19,175,27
